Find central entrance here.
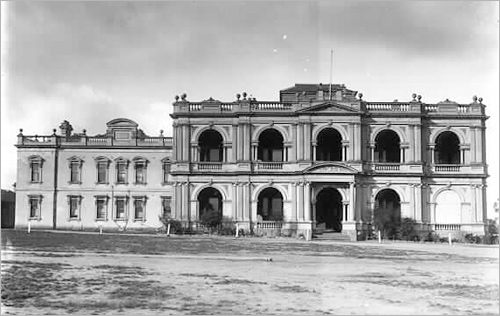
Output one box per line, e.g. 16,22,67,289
315,187,343,232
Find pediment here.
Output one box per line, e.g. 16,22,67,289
297,102,361,113
303,162,358,174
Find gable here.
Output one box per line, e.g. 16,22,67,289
296,102,361,114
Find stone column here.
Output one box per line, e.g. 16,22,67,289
475,127,482,163
172,124,178,161
243,123,250,161
370,143,376,162
182,125,189,161
298,182,304,220
415,184,422,222
232,182,238,220
409,125,415,162
232,124,238,162
470,184,477,222
252,142,258,161
342,141,349,162
409,184,415,220
312,142,317,161
291,182,297,221
429,144,435,164
414,124,421,162
238,124,243,161
243,183,250,221
297,123,303,161
349,123,355,161
304,122,311,160
349,182,356,221
304,182,311,221
291,124,297,161
354,123,361,161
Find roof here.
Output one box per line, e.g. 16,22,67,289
281,83,346,93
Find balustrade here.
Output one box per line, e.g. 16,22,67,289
434,165,460,172
256,221,283,229
434,224,461,231
256,162,283,170
374,163,400,171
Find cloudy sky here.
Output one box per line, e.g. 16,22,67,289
1,1,499,216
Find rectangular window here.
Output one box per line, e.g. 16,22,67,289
117,163,127,184
133,198,145,221
70,163,80,183
115,197,127,219
69,196,80,219
30,163,41,182
161,196,171,217
29,196,41,219
96,197,107,220
135,164,146,184
97,162,107,184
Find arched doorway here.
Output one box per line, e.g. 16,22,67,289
198,187,223,218
198,130,223,162
315,188,343,232
257,188,283,221
435,131,460,164
258,129,284,162
316,128,342,161
374,130,401,163
374,189,401,239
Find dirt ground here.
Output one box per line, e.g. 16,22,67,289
1,231,499,315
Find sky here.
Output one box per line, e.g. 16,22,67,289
1,1,499,217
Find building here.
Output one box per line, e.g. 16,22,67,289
1,189,16,228
15,83,488,240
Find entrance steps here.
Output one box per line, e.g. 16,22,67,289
313,231,352,242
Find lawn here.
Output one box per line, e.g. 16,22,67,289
1,230,499,315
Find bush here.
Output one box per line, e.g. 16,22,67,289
424,232,439,242
399,218,419,241
158,215,182,234
200,210,222,231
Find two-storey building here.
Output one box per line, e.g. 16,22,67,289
15,83,488,240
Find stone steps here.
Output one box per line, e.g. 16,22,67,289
313,232,352,241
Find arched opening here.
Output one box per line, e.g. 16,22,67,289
257,188,283,221
435,190,461,223
315,188,343,232
316,128,342,161
258,129,284,162
199,130,223,162
435,131,460,164
198,187,223,218
375,130,401,163
374,189,401,239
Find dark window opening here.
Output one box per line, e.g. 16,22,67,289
435,131,460,164
258,129,284,162
316,128,342,161
199,130,224,162
198,187,223,218
257,188,283,221
375,130,401,163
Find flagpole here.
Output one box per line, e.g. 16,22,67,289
329,49,333,100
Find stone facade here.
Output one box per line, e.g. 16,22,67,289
15,84,488,240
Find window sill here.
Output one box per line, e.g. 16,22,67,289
96,182,109,185
95,218,108,222
68,181,82,185
133,218,145,222
134,182,147,185
29,181,43,184
28,217,41,221
68,217,80,221
115,182,129,185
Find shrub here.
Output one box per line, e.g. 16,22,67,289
399,217,419,241
158,215,182,234
200,210,222,231
424,232,439,242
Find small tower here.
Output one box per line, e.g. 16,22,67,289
59,120,73,140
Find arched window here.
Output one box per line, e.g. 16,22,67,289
199,130,223,162
257,188,283,221
316,128,342,161
375,130,401,163
374,189,401,239
258,129,284,162
435,131,460,164
315,187,343,231
198,187,223,218
435,190,461,223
